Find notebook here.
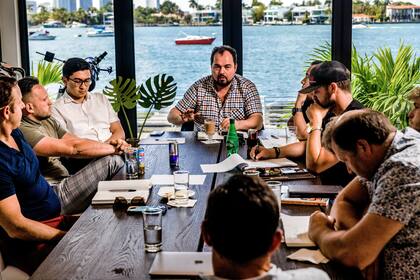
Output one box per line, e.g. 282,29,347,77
91,179,152,205
149,252,213,277
281,214,316,247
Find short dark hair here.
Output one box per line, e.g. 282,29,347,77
62,57,90,77
18,76,39,101
202,175,279,264
0,76,17,110
311,60,323,66
323,109,396,153
210,45,237,66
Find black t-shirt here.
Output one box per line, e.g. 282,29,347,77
319,99,364,187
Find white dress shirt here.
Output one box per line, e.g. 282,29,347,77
52,91,119,142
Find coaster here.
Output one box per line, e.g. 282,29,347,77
158,187,195,199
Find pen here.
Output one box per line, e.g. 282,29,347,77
271,134,279,139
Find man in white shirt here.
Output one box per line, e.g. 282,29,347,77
52,57,125,143
201,175,330,280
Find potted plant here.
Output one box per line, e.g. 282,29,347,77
103,74,177,145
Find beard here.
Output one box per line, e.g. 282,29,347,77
314,89,334,109
213,74,232,88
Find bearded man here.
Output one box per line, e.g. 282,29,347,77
167,45,263,131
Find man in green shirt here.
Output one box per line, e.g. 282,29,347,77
18,77,127,214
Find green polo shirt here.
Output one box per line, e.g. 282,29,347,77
20,116,69,184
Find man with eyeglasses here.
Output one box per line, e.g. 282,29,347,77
51,57,125,144
167,45,263,132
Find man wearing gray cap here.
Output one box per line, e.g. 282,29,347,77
251,61,364,187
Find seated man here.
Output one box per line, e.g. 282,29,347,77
408,86,419,132
201,174,330,280
251,61,363,187
167,45,263,132
18,76,125,214
0,77,73,273
51,57,125,143
309,109,419,279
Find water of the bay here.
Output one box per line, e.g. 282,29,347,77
28,23,420,104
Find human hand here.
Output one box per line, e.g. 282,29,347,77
220,118,236,131
306,103,329,126
249,146,276,160
180,109,200,123
308,211,335,241
296,92,307,104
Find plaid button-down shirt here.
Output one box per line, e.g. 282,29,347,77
175,74,262,131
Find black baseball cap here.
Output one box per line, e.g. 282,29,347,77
299,60,350,94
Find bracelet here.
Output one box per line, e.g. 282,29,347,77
309,128,322,134
273,147,281,158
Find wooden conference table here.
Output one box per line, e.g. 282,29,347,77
31,131,362,280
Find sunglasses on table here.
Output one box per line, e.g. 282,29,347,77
113,196,145,211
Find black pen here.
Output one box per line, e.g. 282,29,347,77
271,134,279,139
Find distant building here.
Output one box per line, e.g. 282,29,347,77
352,13,374,23
37,1,52,11
54,0,77,11
291,6,329,24
26,0,37,13
242,8,253,24
145,0,160,10
386,5,420,22
77,0,92,10
264,5,289,23
191,9,221,24
92,0,111,9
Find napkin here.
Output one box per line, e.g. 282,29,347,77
287,249,329,264
167,199,197,208
151,175,206,185
157,186,195,199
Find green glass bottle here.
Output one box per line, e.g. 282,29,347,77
226,118,239,156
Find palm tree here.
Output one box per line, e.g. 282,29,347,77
189,0,198,10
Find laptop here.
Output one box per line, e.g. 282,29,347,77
149,252,213,277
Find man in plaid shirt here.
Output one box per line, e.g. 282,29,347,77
167,46,263,132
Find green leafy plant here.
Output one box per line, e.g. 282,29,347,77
137,74,177,139
307,42,420,128
103,74,177,141
103,77,140,139
31,60,62,86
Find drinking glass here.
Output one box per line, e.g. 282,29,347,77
204,119,216,141
266,181,282,215
243,169,260,177
286,126,297,143
143,208,162,253
173,170,189,205
124,147,139,179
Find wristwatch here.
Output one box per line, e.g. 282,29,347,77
306,123,323,134
292,107,303,116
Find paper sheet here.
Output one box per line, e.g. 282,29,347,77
200,154,297,173
281,213,316,247
140,137,185,145
287,249,329,264
151,175,206,185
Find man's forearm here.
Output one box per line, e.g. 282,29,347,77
236,114,263,130
330,200,364,230
279,141,306,158
10,217,65,242
65,138,116,158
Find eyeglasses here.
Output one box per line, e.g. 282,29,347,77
68,77,92,87
113,196,145,211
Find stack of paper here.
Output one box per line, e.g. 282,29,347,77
200,154,297,173
91,179,152,205
281,213,316,247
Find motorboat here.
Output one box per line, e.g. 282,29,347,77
71,21,88,28
175,34,216,45
43,21,64,28
28,30,56,40
86,27,114,37
352,23,369,29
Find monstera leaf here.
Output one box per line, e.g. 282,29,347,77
138,74,177,110
137,74,177,139
103,76,140,138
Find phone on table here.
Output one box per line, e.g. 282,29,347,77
150,131,165,137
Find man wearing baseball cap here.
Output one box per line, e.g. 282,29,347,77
252,61,364,187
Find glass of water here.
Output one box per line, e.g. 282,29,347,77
125,147,139,179
173,170,189,205
143,208,162,253
266,181,282,215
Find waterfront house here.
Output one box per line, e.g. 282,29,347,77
386,5,420,22
191,9,221,24
352,13,375,24
264,5,290,24
291,6,329,24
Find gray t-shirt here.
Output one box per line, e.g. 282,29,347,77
201,265,329,280
363,128,420,279
20,116,69,184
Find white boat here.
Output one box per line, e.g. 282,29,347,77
86,27,114,37
71,21,88,28
352,24,369,29
29,30,56,40
175,32,216,45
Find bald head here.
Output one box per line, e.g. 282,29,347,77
322,109,396,153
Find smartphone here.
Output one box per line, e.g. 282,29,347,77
127,205,167,215
150,131,165,137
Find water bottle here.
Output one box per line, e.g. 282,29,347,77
137,146,145,175
226,118,239,156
